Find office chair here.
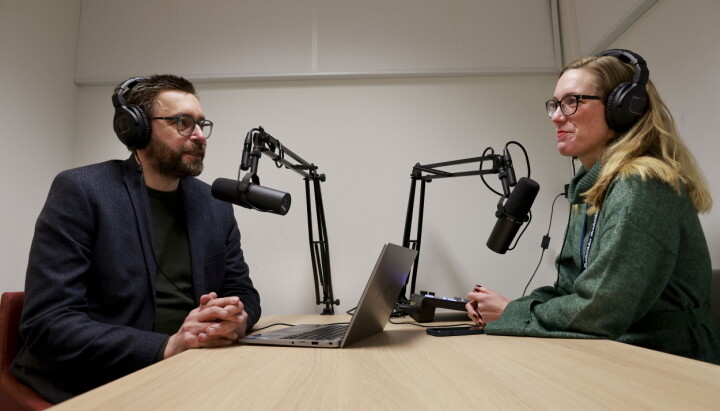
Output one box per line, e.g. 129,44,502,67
0,292,52,411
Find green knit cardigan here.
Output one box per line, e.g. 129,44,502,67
485,162,720,364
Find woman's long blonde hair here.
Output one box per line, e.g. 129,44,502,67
563,54,712,214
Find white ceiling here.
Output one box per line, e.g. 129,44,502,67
560,0,658,59
74,0,658,85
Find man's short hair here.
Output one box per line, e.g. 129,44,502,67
126,74,197,118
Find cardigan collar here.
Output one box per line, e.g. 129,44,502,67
567,161,602,205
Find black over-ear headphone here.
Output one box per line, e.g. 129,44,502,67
112,76,151,149
596,49,649,132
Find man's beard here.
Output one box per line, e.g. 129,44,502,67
146,138,205,178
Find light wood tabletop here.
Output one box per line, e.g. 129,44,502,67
50,313,720,410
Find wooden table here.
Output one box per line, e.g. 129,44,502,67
50,314,720,410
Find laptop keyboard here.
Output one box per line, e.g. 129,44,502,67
281,324,348,340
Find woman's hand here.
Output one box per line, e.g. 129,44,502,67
465,285,510,327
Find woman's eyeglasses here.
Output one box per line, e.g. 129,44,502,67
545,94,601,117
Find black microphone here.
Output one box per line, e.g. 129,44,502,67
487,177,539,254
211,178,291,216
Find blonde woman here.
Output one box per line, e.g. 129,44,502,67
466,49,719,364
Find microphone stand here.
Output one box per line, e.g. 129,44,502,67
241,127,339,315
399,153,515,306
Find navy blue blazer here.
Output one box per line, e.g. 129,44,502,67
11,156,261,403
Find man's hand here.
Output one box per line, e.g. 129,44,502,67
164,292,248,359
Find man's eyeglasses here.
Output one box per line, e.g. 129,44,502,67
152,115,213,138
545,95,601,117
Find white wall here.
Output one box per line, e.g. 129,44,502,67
1,0,718,317
74,0,562,83
0,0,80,291
75,75,566,314
607,0,720,267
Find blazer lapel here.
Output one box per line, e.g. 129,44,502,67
122,156,158,299
181,178,207,302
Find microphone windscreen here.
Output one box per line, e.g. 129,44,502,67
486,177,540,254
211,178,243,205
487,218,520,254
211,178,291,216
503,177,539,219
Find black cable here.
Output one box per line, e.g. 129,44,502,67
358,305,473,327
479,147,500,195
139,173,195,302
254,318,473,332
388,318,476,328
479,141,532,198
505,141,532,178
156,265,195,301
522,192,565,296
571,156,578,175
496,141,534,252
506,210,533,252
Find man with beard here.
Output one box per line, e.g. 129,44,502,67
11,75,261,404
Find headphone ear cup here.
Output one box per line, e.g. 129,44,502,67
604,82,647,132
113,104,151,149
604,83,628,131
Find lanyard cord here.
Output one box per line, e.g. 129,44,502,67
580,210,599,271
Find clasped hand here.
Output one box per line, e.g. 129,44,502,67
164,292,248,358
465,285,509,327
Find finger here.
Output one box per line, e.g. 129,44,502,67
194,305,232,322
466,302,481,324
206,321,244,341
221,309,248,324
199,292,217,306
203,296,241,309
197,330,230,343
208,305,247,323
205,330,242,342
218,302,245,318
207,313,248,337
477,286,494,294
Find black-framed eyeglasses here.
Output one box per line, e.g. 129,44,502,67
545,94,602,117
152,115,213,138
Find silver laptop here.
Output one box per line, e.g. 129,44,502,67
241,243,417,348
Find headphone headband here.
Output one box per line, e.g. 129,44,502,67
597,49,649,85
596,49,650,132
112,76,151,149
112,77,145,109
